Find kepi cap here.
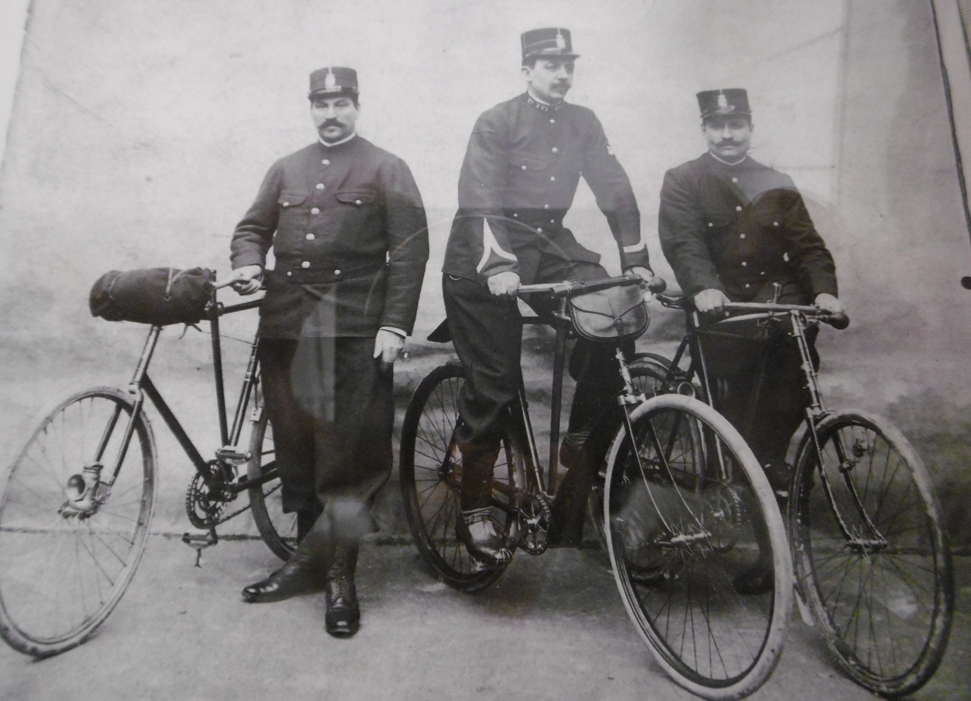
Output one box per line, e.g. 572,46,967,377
521,28,580,61
697,89,751,119
309,66,359,99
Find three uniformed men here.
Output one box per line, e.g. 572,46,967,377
223,67,428,636
222,30,843,634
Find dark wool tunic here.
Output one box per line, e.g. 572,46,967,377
231,136,428,338
443,93,651,283
659,152,837,305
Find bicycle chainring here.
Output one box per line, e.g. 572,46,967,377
517,491,552,555
185,464,237,529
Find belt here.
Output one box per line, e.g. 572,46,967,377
274,259,387,285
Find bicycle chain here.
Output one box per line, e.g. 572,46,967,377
517,491,552,556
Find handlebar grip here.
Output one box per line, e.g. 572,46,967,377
962,276,971,290
824,312,850,330
647,277,667,294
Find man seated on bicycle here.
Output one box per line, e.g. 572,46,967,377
442,28,653,564
658,88,843,594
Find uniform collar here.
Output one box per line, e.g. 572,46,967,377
706,151,749,167
318,132,358,148
524,91,566,112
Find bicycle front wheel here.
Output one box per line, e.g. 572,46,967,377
0,387,157,657
790,410,954,696
247,408,297,560
604,394,792,700
399,363,523,592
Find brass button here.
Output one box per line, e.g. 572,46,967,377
773,221,780,227
334,269,341,275
741,261,747,267
287,271,293,277
521,165,527,171
513,213,519,218
311,208,320,214
322,159,330,165
732,177,738,183
552,147,558,153
544,204,549,209
735,205,742,212
301,261,310,269
537,228,543,233
306,233,315,240
283,201,290,207
316,183,324,190
745,283,751,289
550,118,556,124
550,176,556,181
708,222,714,227
740,234,746,239
355,199,362,205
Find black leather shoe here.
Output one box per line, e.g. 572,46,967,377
324,543,360,637
732,560,775,596
242,559,323,603
456,508,512,567
242,532,328,603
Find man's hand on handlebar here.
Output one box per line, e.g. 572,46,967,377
213,265,263,295
487,271,521,298
624,266,654,287
694,288,730,314
814,293,843,315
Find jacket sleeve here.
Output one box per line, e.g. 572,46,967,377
777,182,838,298
580,113,650,271
230,162,283,270
378,157,429,335
455,113,520,279
658,167,724,298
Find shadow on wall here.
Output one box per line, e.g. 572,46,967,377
886,388,971,553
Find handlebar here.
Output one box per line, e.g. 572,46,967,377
655,293,850,330
517,274,667,298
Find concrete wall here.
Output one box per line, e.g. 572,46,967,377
1,0,969,546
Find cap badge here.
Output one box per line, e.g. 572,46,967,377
324,70,336,89
717,92,728,110
555,30,566,49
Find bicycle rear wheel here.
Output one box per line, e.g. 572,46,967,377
247,408,297,560
399,363,523,592
790,410,954,696
0,387,157,657
605,394,792,700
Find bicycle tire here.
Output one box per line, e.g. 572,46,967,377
589,357,678,549
790,410,954,696
604,393,792,700
247,408,297,560
399,363,523,592
0,387,157,657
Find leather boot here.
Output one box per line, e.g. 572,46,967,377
456,508,511,566
324,541,360,637
242,526,331,603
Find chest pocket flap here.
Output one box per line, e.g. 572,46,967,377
336,191,377,206
509,154,547,172
278,191,309,208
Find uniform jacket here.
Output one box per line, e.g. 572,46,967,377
658,152,837,304
443,93,651,284
231,136,428,338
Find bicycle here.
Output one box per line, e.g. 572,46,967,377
0,280,293,658
399,274,794,700
643,290,955,697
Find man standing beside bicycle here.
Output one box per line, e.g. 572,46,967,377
658,88,843,594
442,28,653,564
220,67,428,636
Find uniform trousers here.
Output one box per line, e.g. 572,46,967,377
443,260,630,512
258,337,393,532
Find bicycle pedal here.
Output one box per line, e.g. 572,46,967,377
181,531,216,548
215,447,251,464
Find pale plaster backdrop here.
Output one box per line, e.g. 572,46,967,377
1,0,970,543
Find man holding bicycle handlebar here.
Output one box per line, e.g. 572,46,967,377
222,67,428,636
442,28,653,564
658,88,841,594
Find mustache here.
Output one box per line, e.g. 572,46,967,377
319,118,345,128
716,140,740,147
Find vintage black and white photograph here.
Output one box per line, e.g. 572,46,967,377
0,1,968,699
